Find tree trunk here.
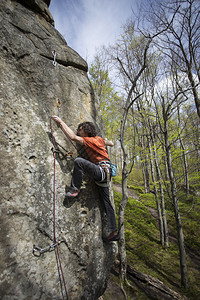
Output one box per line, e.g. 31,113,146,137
142,165,148,193
144,157,150,193
163,152,171,198
177,105,190,196
180,138,189,197
150,124,169,247
111,261,188,300
116,34,152,285
154,152,169,248
164,117,188,288
147,136,165,247
118,170,129,281
186,65,200,119
139,135,150,193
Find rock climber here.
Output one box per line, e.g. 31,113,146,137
51,116,119,242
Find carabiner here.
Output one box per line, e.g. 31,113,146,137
57,98,61,117
33,245,43,257
52,50,56,66
33,242,59,257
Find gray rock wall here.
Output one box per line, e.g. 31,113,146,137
0,1,116,299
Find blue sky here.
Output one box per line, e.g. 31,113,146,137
49,0,137,65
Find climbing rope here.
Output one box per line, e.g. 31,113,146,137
50,109,68,300
32,51,68,300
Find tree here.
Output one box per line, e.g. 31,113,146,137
148,0,200,118
89,0,200,291
107,22,153,288
89,54,121,162
151,77,189,288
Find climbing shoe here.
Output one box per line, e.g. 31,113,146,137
65,190,80,199
103,232,120,243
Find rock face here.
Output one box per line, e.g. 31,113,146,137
0,1,116,299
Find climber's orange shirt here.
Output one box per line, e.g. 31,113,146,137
82,136,110,164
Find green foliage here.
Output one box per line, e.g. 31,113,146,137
112,175,122,185
166,191,200,254
128,185,145,194
189,172,200,186
113,189,122,209
127,167,144,185
139,193,157,209
89,11,200,299
113,187,200,299
89,55,121,146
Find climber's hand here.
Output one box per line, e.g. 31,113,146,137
51,115,62,127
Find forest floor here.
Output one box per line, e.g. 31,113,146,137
113,183,200,272
101,183,200,300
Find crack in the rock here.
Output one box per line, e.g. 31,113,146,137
40,53,88,72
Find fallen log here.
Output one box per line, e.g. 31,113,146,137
112,261,188,300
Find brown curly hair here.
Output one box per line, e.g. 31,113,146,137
77,122,97,137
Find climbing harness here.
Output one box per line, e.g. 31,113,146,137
98,161,111,181
52,50,56,66
95,161,111,187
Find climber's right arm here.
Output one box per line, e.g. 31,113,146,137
51,116,84,145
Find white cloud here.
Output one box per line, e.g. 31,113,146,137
49,0,136,64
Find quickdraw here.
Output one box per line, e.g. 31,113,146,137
52,148,73,160
52,50,56,66
57,98,61,117
51,99,74,160
33,241,64,257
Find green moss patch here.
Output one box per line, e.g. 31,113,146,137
113,188,200,299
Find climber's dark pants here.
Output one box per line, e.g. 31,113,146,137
71,157,117,233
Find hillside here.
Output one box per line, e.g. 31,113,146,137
102,177,200,300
